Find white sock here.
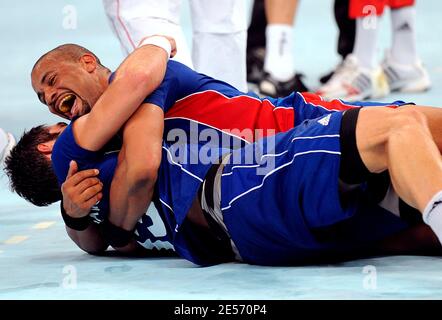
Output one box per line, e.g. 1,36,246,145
264,24,295,82
423,191,442,244
353,18,380,70
391,6,418,65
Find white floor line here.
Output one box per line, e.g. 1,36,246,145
32,221,56,229
4,235,29,244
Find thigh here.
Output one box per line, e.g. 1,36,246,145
354,104,437,174
354,106,398,173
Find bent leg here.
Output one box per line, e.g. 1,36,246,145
409,106,442,152
355,106,442,212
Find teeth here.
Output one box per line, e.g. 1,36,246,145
59,94,74,113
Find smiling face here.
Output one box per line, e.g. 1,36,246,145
31,45,110,120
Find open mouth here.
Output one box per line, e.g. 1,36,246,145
58,94,76,114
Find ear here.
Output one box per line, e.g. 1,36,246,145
79,53,98,73
37,142,53,155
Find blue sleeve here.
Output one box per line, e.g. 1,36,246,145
143,60,240,112
52,124,118,219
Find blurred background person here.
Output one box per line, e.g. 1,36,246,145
103,0,248,92
0,128,15,166
317,0,431,101
319,0,356,85
246,0,309,97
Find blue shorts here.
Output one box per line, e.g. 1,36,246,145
220,111,409,265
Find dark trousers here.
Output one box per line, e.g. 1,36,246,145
247,0,356,59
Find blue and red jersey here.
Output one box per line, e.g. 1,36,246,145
52,60,409,265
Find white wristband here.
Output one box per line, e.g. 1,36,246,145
138,36,172,60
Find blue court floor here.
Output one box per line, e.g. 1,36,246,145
1,0,442,299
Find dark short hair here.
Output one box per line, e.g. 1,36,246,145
4,126,62,206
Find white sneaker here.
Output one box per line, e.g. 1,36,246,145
0,128,16,165
382,53,431,93
316,54,390,101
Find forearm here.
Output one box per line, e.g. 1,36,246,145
376,224,442,256
66,223,146,255
109,104,163,232
109,160,156,231
75,44,170,151
66,223,108,255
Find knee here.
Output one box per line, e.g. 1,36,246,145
391,107,428,134
390,106,428,138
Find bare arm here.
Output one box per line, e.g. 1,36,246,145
73,40,172,151
65,223,108,254
109,103,164,233
60,38,173,253
376,224,442,256
61,161,108,254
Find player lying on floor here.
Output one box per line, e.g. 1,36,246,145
7,37,404,257
5,45,442,265
25,39,439,243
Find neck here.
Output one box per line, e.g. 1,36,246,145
97,67,111,91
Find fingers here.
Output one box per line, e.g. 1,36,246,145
82,192,103,210
66,160,78,179
72,183,103,214
75,177,102,194
170,45,177,58
80,182,103,202
65,168,100,187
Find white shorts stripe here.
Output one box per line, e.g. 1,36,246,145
222,134,340,175
221,149,341,211
159,198,174,213
163,146,204,182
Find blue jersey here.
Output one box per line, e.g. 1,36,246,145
52,60,413,265
51,118,244,264
51,124,175,252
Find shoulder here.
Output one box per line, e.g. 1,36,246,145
51,122,100,184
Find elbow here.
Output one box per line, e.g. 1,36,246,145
126,163,159,191
122,70,152,92
133,68,153,87
118,59,164,91
114,45,168,90
66,226,109,255
77,239,109,255
83,245,108,256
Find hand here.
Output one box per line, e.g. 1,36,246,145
164,35,177,58
138,35,177,58
61,160,103,218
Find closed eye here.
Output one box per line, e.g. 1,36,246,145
49,75,57,86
